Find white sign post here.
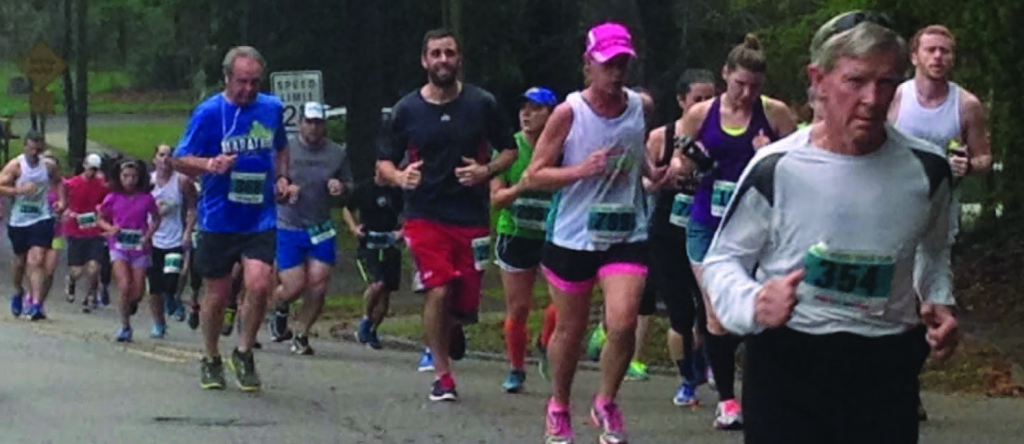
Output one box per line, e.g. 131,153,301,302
270,70,324,133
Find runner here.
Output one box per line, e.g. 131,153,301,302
702,12,958,442
98,159,161,342
678,33,797,430
63,153,110,313
173,45,294,391
43,154,66,309
269,101,352,355
489,86,557,393
346,169,404,350
0,130,65,320
889,23,991,422
147,144,196,338
183,180,203,330
641,69,717,406
377,28,518,401
523,22,671,444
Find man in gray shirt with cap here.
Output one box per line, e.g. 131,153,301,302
269,101,352,355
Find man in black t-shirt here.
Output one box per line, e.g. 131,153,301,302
376,28,517,402
342,172,404,350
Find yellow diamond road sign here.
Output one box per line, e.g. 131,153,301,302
18,42,67,90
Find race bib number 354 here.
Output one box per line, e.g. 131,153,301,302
228,172,266,205
801,243,895,315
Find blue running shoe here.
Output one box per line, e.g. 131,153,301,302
24,303,40,321
356,317,373,345
673,381,699,407
29,304,46,321
417,348,435,372
116,326,133,343
10,293,23,317
502,369,526,394
150,324,167,339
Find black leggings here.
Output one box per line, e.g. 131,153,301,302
646,234,703,380
645,235,701,337
707,333,743,401
744,326,924,444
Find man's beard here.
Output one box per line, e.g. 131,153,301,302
428,65,459,87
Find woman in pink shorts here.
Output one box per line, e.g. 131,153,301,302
98,159,160,342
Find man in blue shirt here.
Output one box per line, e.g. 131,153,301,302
173,46,296,392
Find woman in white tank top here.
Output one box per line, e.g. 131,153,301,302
522,22,674,444
147,144,196,335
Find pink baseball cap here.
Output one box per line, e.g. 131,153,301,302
585,23,637,63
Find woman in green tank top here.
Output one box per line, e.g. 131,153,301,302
489,87,556,393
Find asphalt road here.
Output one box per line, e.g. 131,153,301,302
2,247,1024,443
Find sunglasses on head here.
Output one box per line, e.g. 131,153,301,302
826,11,893,41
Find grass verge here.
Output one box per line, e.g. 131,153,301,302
87,122,187,159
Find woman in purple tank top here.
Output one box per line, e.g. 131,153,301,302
676,33,797,431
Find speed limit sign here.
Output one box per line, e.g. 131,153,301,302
270,70,324,133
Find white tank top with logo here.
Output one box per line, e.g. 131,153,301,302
548,89,648,251
150,171,185,249
894,80,962,153
9,154,53,227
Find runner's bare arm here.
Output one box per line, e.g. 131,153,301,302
376,160,403,188
490,176,519,209
765,98,798,139
47,160,66,212
887,88,903,123
961,91,992,175
673,102,712,171
341,207,362,237
179,175,197,243
642,127,667,193
145,203,163,244
0,159,22,196
172,156,212,177
521,103,580,191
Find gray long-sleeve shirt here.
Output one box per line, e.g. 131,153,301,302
702,125,954,337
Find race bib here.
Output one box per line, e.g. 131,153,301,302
228,172,266,205
668,193,694,228
710,180,737,217
76,212,98,229
472,236,491,271
163,253,184,274
115,229,144,251
307,221,337,245
510,197,550,231
365,231,395,250
800,243,895,316
15,200,43,216
587,203,636,245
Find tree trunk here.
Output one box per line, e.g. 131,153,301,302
68,0,88,167
62,0,81,169
345,0,384,185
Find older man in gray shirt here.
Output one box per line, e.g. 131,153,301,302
270,102,352,355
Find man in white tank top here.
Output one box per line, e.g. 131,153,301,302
0,130,65,320
889,25,990,175
888,24,991,422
